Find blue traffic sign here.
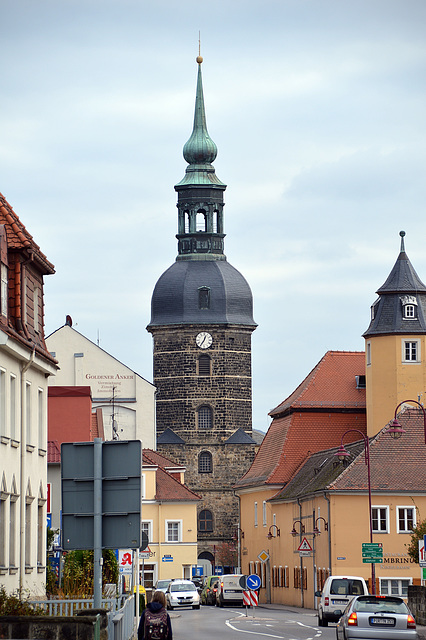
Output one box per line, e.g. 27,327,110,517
246,574,261,590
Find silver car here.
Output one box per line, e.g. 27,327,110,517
165,579,200,610
336,595,418,639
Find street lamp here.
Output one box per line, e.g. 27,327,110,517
386,399,426,443
233,527,244,574
290,520,305,537
267,524,280,540
313,517,329,536
335,429,376,594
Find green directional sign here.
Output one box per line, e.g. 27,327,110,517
362,542,383,563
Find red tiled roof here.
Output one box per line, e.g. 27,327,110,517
47,440,61,463
143,449,186,472
0,192,55,274
154,465,201,502
330,407,426,492
270,351,365,416
235,351,366,489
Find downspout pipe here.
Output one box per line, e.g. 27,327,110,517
324,491,332,575
19,347,35,596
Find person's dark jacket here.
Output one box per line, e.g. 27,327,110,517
137,601,173,640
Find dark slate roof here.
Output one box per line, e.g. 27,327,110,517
364,234,426,337
148,259,256,328
225,428,257,444
157,428,186,444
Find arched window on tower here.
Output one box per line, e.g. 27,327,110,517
198,451,212,473
198,355,211,376
198,509,213,532
184,211,190,234
197,405,212,429
196,210,207,232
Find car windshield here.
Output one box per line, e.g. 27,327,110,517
157,581,170,589
330,579,364,595
171,583,196,592
354,597,409,614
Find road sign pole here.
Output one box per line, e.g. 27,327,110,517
93,438,102,609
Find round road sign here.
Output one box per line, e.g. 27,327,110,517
246,574,261,590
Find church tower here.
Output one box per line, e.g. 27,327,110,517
363,231,426,436
147,57,257,569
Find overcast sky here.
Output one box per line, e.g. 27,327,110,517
1,1,426,432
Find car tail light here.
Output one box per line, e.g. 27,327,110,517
347,613,357,626
407,614,416,629
213,587,217,592
325,597,329,606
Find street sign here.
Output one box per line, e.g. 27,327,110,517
258,550,270,563
162,555,173,562
246,574,262,590
62,440,142,550
362,542,383,563
119,549,133,575
419,539,426,568
298,537,313,552
139,546,152,560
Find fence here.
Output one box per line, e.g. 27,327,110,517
107,594,135,640
29,596,127,616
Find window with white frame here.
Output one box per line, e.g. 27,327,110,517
254,502,258,527
397,506,416,533
141,521,152,544
262,501,267,527
366,342,371,366
26,382,32,445
401,295,417,320
10,375,16,441
38,389,44,450
0,263,7,319
380,578,411,597
166,520,181,543
0,495,6,566
402,339,420,363
372,506,389,533
0,369,5,438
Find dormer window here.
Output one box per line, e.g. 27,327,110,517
400,295,417,319
198,287,210,310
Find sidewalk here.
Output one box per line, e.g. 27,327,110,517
257,603,426,638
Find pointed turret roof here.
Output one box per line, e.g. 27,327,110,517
363,231,426,337
377,231,426,294
175,57,225,188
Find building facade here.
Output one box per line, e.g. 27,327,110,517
147,57,257,569
46,321,156,448
0,192,57,595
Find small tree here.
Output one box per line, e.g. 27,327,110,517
215,541,238,569
62,549,119,597
406,519,426,563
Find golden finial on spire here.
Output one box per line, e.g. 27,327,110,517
196,31,203,63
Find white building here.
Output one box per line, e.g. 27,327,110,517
46,322,156,448
0,192,58,595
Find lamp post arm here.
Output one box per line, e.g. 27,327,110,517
393,399,426,444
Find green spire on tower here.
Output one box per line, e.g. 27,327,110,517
175,56,225,187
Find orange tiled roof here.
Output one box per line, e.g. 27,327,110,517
0,192,55,275
154,465,201,502
270,351,365,416
143,449,186,472
235,351,366,490
47,440,61,463
331,407,426,492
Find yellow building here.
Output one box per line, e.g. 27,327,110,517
236,233,426,609
140,450,201,598
364,231,426,436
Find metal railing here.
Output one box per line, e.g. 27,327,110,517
107,594,135,640
28,596,126,616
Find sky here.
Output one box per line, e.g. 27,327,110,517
1,0,426,432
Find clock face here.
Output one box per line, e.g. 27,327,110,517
196,332,212,349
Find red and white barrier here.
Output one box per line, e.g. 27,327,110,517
243,590,258,607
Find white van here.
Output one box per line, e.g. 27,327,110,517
216,574,244,607
315,575,369,626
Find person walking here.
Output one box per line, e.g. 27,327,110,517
138,590,173,640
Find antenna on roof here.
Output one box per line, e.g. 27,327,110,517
400,230,406,253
